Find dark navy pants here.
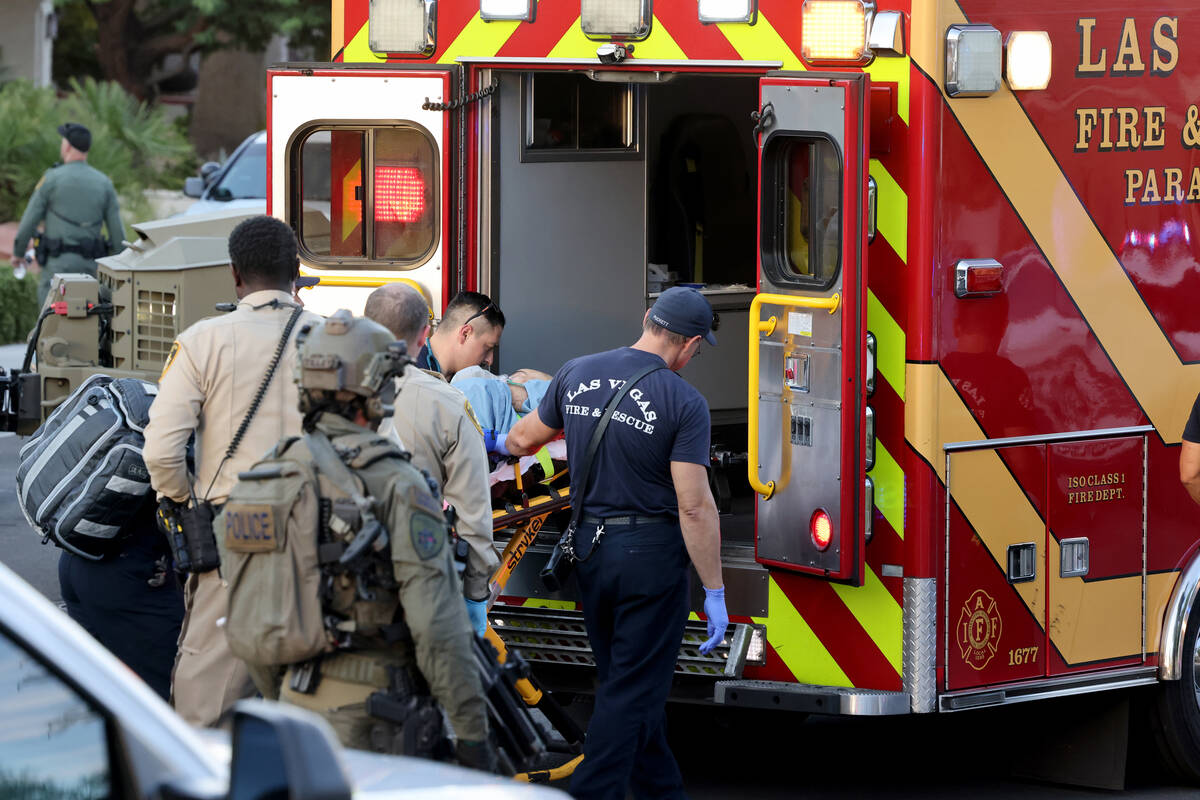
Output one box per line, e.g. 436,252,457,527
59,528,184,701
569,520,690,800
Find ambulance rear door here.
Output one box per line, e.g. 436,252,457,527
268,65,458,316
750,73,870,584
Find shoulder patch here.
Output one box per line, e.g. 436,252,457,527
409,510,445,560
463,399,483,436
407,482,444,518
159,341,182,380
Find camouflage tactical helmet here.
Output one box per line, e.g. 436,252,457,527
295,309,408,419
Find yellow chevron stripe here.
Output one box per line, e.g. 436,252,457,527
439,13,521,63
864,57,910,126
831,564,902,675
548,16,685,60
869,159,908,264
342,21,387,63
869,438,904,539
332,0,345,58
630,16,687,60
754,578,852,687
867,288,905,401
521,598,575,610
716,14,804,70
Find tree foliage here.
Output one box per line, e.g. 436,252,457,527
56,0,330,100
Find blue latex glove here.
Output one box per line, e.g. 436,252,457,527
482,429,511,456
699,586,728,655
465,598,488,637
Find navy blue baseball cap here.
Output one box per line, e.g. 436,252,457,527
648,286,718,346
57,122,91,153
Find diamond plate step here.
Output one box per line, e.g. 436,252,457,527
490,605,753,679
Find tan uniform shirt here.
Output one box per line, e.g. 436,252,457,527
144,290,322,504
380,367,498,601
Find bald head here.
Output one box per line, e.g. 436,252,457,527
364,283,431,352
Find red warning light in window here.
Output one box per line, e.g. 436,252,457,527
374,165,425,223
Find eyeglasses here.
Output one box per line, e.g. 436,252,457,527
462,302,496,329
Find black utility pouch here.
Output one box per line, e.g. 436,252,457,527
181,502,220,572
540,530,574,593
157,498,220,573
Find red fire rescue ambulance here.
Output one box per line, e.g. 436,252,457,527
268,0,1200,779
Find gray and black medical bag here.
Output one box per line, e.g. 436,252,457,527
16,374,158,560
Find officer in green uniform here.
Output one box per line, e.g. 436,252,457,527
223,309,495,771
10,123,125,305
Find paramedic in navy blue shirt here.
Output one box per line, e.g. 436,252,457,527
506,286,728,800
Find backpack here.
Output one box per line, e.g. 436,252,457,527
16,374,158,560
221,431,439,667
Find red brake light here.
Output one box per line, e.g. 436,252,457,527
374,165,425,223
810,509,833,551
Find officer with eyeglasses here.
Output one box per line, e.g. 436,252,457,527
415,291,506,380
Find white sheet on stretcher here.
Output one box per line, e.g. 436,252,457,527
488,440,568,485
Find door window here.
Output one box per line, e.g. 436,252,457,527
761,135,842,289
0,629,111,799
523,72,639,161
293,125,439,268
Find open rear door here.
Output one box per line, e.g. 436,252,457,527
749,72,870,584
268,65,457,316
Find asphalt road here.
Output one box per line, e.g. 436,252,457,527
0,339,1195,797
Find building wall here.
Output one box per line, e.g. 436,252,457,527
0,0,53,87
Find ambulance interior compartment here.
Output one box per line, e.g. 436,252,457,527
488,70,759,546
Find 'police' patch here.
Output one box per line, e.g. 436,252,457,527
410,511,444,560
160,341,181,380
224,504,277,553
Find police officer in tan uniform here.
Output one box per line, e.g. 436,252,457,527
234,310,494,769
143,215,321,726
365,283,499,634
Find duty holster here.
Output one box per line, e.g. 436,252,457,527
366,665,451,760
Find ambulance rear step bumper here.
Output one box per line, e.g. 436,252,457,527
490,605,755,679
714,679,910,716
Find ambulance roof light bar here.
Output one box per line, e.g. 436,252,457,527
698,0,757,25
369,0,437,56
946,23,1002,97
582,0,652,41
480,0,535,23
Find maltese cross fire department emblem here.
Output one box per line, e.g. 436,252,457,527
956,589,1002,670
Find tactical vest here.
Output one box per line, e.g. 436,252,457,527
220,429,445,667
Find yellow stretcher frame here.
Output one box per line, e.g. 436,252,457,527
485,461,581,783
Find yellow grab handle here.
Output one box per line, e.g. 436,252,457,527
747,292,841,499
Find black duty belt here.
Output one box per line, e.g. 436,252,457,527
581,513,673,527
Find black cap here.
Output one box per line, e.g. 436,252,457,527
648,286,717,346
57,122,91,153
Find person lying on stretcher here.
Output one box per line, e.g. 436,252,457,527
450,366,553,456
450,367,569,495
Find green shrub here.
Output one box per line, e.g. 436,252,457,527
0,266,40,344
0,77,197,230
